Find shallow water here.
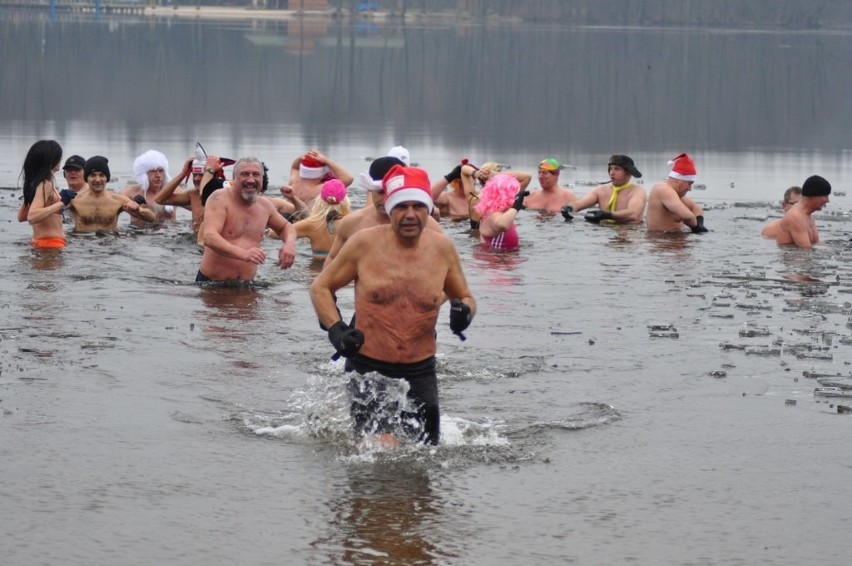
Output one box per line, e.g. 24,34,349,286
3,11,852,566
3,196,852,565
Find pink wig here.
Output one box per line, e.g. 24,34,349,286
474,173,520,216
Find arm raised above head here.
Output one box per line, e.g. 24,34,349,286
508,170,532,190
155,157,193,205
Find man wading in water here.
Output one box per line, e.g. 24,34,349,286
196,157,296,283
310,165,476,446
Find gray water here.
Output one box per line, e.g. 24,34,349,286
2,10,852,566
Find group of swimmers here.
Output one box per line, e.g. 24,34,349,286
15,138,834,445
18,139,832,256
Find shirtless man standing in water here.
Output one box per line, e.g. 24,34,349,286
645,153,709,233
122,149,175,226
197,157,296,282
771,175,831,249
761,186,802,239
562,154,645,224
522,157,576,212
310,165,476,445
68,156,156,231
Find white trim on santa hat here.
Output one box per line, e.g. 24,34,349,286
384,187,434,215
667,153,697,182
300,163,327,179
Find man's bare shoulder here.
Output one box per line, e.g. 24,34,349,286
109,191,132,203
343,224,389,251
649,182,674,198
426,215,444,232
337,208,379,233
425,226,456,248
255,194,278,212
780,208,810,227
205,188,228,206
121,184,142,196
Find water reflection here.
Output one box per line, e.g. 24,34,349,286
198,285,262,323
645,231,695,256
777,246,836,296
471,246,525,290
3,14,852,162
27,248,65,272
602,223,642,249
319,465,446,564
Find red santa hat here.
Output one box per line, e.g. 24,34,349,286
382,165,433,214
667,153,697,182
299,155,328,180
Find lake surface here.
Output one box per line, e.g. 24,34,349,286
2,10,852,565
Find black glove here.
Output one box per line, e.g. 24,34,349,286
511,190,530,212
444,164,462,184
449,299,472,341
560,205,574,221
327,321,364,359
59,189,77,207
584,209,613,223
691,215,709,233
132,195,147,206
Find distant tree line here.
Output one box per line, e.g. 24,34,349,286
398,0,844,29
222,0,850,29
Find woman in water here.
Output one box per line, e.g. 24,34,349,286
21,140,73,249
460,161,530,230
291,178,351,261
474,173,529,252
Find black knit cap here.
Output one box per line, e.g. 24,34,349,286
369,156,405,181
84,155,110,182
801,175,831,197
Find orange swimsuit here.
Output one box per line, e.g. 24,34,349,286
31,237,67,249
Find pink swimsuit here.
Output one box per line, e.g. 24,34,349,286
482,223,519,251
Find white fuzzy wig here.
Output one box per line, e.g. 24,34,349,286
133,150,170,192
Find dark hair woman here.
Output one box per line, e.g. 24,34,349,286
21,139,71,249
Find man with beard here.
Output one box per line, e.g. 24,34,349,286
196,157,296,282
121,149,174,226
772,175,831,249
310,164,476,445
68,156,156,232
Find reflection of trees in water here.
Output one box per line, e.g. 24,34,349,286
3,10,852,152
317,465,450,564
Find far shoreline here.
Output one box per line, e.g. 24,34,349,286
144,5,490,23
